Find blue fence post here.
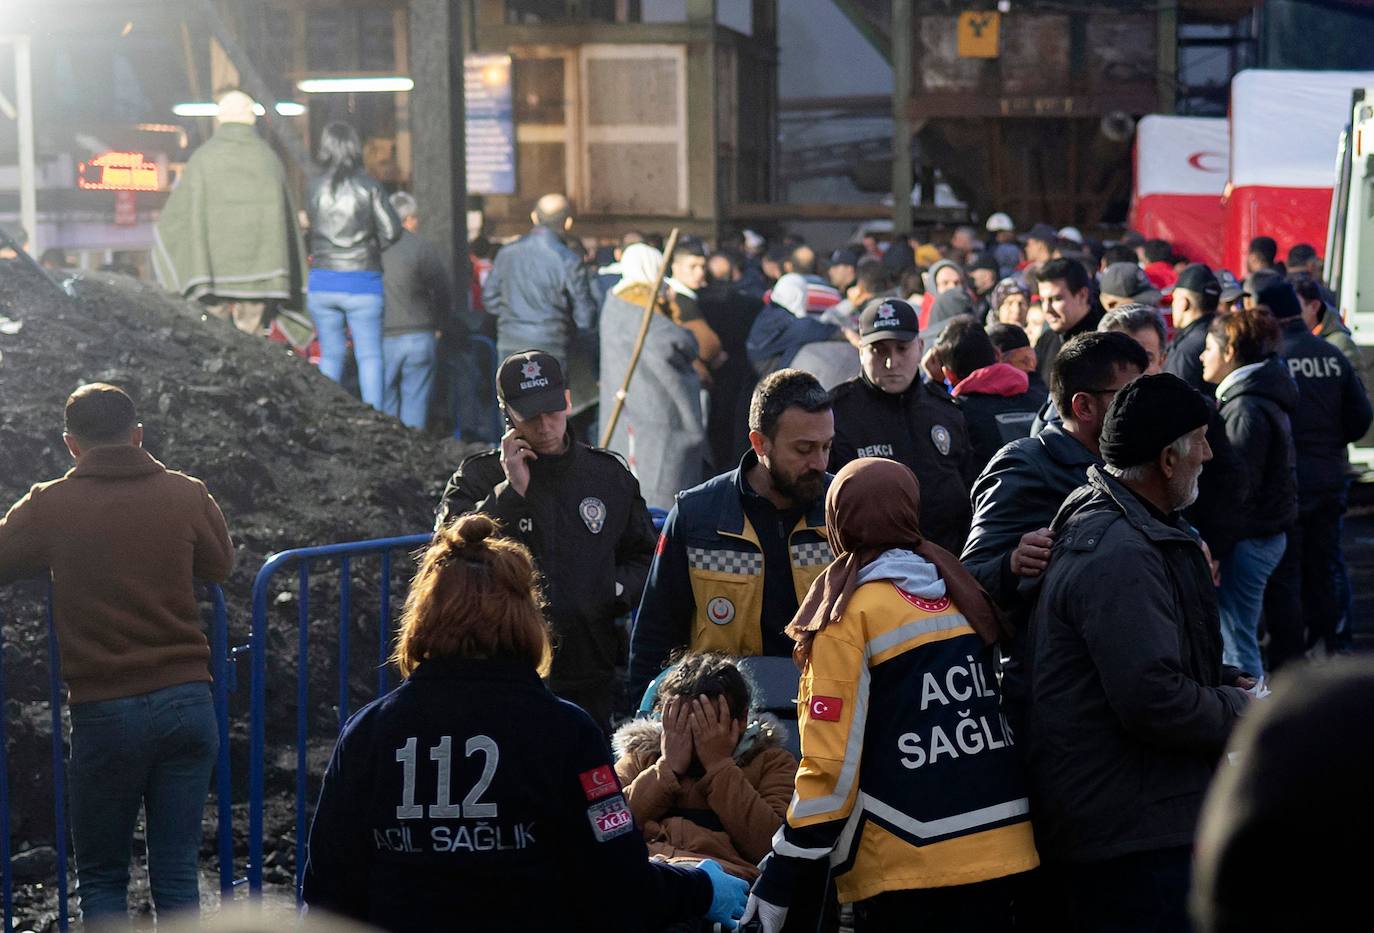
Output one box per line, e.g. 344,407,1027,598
45,587,69,932
378,553,391,698
294,562,310,902
0,609,12,933
247,534,432,905
337,558,350,732
207,585,235,895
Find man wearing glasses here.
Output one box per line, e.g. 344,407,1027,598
961,331,1149,746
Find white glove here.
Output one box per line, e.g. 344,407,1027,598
740,893,789,933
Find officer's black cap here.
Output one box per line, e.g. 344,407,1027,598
1166,263,1221,300
859,297,920,346
497,350,567,421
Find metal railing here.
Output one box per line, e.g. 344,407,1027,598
247,535,431,897
0,583,239,932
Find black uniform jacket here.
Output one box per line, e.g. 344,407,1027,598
436,438,657,691
829,374,975,554
302,658,711,931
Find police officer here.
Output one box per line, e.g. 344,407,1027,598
627,369,835,704
303,514,747,931
435,350,657,730
828,297,975,553
1258,281,1373,665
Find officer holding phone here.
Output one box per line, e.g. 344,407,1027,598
436,350,657,730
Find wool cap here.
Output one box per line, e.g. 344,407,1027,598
1100,373,1211,468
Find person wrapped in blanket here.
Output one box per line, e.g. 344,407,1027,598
301,514,747,932
612,652,799,880
743,457,1039,932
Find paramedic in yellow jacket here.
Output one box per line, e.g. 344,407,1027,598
628,369,835,704
743,457,1039,932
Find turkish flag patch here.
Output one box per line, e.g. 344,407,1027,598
808,696,843,722
579,765,619,801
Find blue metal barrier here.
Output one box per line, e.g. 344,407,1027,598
0,583,239,932
247,534,432,898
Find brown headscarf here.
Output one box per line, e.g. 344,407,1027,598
786,457,1004,665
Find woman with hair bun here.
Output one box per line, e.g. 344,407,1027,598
1202,308,1299,685
302,514,747,931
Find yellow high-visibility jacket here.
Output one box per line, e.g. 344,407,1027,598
754,575,1039,905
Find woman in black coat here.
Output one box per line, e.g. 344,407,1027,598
1201,307,1297,685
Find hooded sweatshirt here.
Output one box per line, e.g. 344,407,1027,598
0,445,234,703
1215,356,1299,539
952,363,1044,474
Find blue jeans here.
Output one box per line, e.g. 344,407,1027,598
68,682,218,923
382,331,437,429
1218,533,1287,677
308,290,385,410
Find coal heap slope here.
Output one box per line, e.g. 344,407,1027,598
0,261,454,587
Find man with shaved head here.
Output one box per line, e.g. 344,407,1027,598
482,191,598,367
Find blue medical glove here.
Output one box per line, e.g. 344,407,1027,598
698,858,748,929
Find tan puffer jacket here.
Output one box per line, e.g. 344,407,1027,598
612,715,798,880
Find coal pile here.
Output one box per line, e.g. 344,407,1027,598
0,259,477,926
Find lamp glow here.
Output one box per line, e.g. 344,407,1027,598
172,101,307,117
295,76,414,94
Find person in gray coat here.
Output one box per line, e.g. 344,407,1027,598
483,193,597,368
1026,373,1250,933
599,243,706,511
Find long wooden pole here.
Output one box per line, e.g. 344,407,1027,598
599,228,680,448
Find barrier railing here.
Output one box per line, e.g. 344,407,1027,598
0,583,239,932
246,512,671,900
247,535,431,898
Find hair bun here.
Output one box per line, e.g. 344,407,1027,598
454,513,496,546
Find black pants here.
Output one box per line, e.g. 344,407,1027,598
853,876,1018,932
1060,846,1191,933
1262,492,1348,670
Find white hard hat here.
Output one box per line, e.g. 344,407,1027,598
1057,225,1084,245
985,212,1014,233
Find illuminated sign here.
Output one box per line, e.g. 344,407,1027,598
77,151,161,192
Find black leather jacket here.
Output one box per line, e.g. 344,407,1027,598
306,171,401,272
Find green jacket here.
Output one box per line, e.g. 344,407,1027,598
153,122,306,305
1317,307,1362,373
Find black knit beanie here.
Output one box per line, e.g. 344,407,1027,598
1099,373,1211,468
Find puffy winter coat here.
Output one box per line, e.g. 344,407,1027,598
1214,356,1299,540
612,714,798,880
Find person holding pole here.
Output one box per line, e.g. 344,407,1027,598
598,240,707,512
434,351,657,732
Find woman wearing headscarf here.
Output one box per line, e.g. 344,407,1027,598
598,242,708,511
742,458,1038,932
989,277,1031,327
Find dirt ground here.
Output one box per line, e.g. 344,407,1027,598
0,260,484,929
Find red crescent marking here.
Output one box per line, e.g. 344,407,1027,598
1186,151,1225,173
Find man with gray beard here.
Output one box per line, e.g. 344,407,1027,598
1024,373,1250,932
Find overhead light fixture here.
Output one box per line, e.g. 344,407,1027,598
296,76,413,94
173,102,218,117
172,101,308,117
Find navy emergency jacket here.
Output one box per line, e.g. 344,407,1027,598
302,657,710,931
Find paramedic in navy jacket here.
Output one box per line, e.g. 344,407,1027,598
301,513,747,932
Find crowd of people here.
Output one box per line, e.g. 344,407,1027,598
2,89,1373,931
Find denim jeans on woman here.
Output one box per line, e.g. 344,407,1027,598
1218,532,1287,678
68,681,218,923
308,290,386,410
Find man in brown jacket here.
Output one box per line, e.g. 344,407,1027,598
0,384,234,924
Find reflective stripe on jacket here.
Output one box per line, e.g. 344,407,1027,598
754,581,1038,905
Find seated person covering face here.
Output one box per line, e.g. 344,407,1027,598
613,652,799,880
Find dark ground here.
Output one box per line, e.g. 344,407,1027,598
0,260,482,929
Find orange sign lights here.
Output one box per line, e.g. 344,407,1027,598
77,151,161,191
